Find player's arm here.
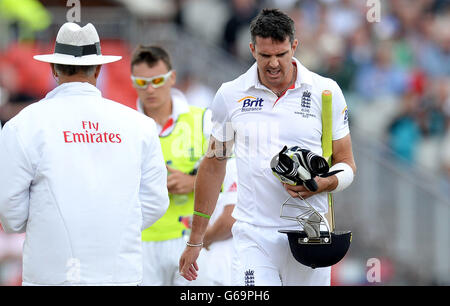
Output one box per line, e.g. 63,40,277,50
284,134,356,198
179,136,233,281
203,204,236,249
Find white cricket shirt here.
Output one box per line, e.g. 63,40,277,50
210,58,350,227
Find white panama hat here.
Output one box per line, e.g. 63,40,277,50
34,22,122,65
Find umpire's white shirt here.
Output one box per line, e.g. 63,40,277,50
0,82,169,286
210,58,350,227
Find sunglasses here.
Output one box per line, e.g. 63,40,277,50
131,70,173,89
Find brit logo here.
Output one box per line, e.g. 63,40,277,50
244,269,255,286
301,90,312,109
343,107,349,125
238,96,264,112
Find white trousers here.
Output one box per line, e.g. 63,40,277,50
141,238,189,286
188,238,235,286
231,221,331,286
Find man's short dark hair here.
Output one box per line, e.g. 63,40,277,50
250,8,296,45
54,64,97,77
130,45,172,71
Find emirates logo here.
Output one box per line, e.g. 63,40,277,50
63,121,122,144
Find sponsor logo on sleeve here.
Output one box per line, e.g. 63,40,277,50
342,107,349,124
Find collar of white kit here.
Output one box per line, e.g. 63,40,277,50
45,82,101,100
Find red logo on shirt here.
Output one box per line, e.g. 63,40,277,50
228,182,237,192
63,121,122,144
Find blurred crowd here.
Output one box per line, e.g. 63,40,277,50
4,0,448,173
1,0,449,174
0,0,449,285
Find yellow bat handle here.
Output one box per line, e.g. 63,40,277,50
321,90,333,164
321,90,335,232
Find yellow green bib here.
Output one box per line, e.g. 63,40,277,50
142,106,208,241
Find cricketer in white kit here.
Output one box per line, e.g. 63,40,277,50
179,9,356,286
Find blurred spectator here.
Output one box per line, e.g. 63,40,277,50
417,13,450,77
222,0,259,56
386,74,449,168
347,24,373,67
0,92,37,128
176,70,215,108
387,92,422,163
418,77,449,138
290,2,322,70
316,33,357,92
354,40,408,101
431,0,450,12
173,0,185,28
326,0,363,39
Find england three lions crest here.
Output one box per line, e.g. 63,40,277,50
301,90,312,109
295,90,316,118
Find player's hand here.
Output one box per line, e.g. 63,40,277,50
283,176,335,199
167,165,196,194
179,246,201,281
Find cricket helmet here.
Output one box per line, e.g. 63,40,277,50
278,196,352,269
279,229,352,269
271,145,352,269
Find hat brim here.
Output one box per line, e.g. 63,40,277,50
33,53,122,65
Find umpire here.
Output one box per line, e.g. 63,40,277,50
0,22,169,286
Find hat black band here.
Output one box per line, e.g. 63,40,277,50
54,42,101,57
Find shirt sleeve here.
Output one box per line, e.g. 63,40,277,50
210,87,235,142
331,81,350,140
0,122,33,233
202,108,212,139
139,120,170,231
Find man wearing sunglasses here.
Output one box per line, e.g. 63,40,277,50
130,45,212,286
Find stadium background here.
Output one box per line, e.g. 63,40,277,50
0,0,449,286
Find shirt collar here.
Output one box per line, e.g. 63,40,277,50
293,57,313,88
45,82,102,99
243,57,313,91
